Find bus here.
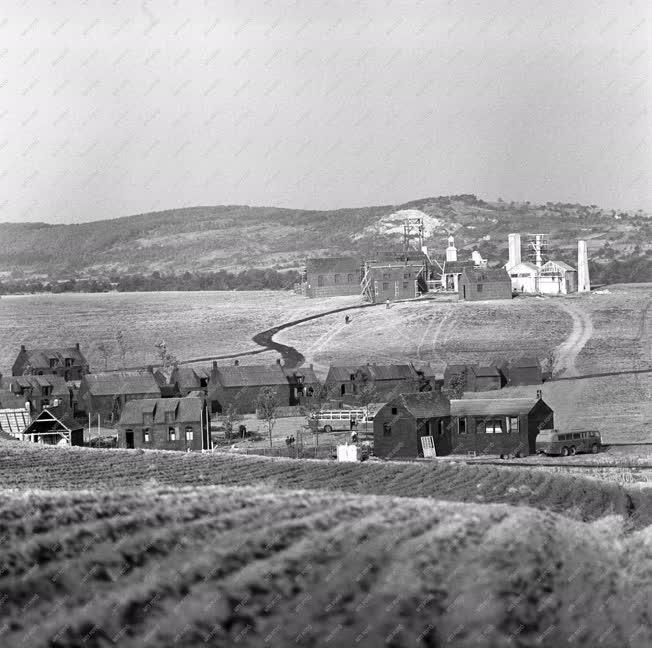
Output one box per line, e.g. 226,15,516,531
309,409,368,433
536,429,602,456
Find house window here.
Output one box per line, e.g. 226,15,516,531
317,275,324,287
458,418,467,434
347,274,354,283
143,428,150,443
185,426,194,441
383,422,392,436
480,418,503,434
382,273,391,280
49,358,57,368
350,374,356,381
42,385,52,396
391,407,398,415
477,284,483,292
334,274,341,284
168,427,176,441
508,417,519,433
382,282,389,290
65,357,73,367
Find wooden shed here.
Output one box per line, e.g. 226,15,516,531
22,407,84,446
373,392,451,459
507,357,542,386
449,397,553,456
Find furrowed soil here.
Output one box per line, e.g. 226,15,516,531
0,485,650,648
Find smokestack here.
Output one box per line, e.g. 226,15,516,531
577,240,590,292
534,234,543,267
445,236,457,262
507,233,521,269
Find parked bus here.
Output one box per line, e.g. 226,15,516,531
536,429,602,456
309,409,368,433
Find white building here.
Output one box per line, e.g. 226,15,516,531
507,261,540,293
538,260,578,295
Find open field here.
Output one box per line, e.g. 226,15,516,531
0,441,649,527
0,290,360,373
0,484,650,648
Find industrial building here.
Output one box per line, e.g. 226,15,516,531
458,267,513,301
297,257,361,298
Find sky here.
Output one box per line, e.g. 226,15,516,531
1,0,650,224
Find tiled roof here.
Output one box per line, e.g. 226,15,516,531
12,374,69,396
172,367,210,390
213,365,288,388
118,397,203,425
450,398,543,416
392,392,450,418
17,346,87,368
461,267,511,282
306,257,360,275
82,372,161,397
326,364,418,382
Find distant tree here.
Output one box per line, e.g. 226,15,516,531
222,404,243,440
443,369,467,400
154,340,179,372
115,329,128,369
256,387,280,448
95,341,111,371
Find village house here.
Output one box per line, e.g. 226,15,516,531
8,374,72,415
325,363,422,402
169,366,211,396
373,392,451,459
301,257,361,298
21,406,84,446
443,364,505,393
459,267,513,301
12,343,89,380
506,357,543,386
116,396,209,451
449,397,553,456
77,370,162,423
207,360,319,414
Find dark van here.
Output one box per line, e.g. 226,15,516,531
536,429,602,456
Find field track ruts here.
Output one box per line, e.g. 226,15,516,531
0,486,649,648
0,443,650,528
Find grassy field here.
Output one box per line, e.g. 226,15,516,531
0,441,651,647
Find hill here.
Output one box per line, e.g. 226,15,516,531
0,446,650,647
1,195,650,280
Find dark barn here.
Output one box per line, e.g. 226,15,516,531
12,343,89,381
507,357,543,386
325,363,421,402
117,396,209,451
303,257,361,298
449,397,553,456
458,267,512,301
373,392,451,459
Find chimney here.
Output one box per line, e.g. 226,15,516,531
75,342,80,350
536,389,542,399
20,345,26,352
445,235,457,262
234,359,239,366
146,365,153,374
276,358,282,365
577,240,590,292
507,233,521,269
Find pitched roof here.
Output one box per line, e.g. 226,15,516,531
172,367,210,390
326,364,418,382
213,364,288,387
0,408,31,435
460,267,511,282
391,392,450,418
442,260,476,274
542,260,576,272
282,366,319,384
23,406,83,433
472,366,501,378
11,374,69,396
510,357,541,368
118,397,203,426
82,372,161,396
306,257,360,274
450,398,544,416
443,364,476,378
506,261,539,273
16,346,87,368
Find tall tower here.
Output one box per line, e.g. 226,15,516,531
577,240,590,292
507,233,521,268
445,235,457,262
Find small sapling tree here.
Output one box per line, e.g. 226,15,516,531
256,386,280,448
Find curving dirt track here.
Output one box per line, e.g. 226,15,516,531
553,301,594,377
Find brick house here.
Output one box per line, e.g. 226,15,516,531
117,396,209,451
325,363,422,402
458,267,512,301
373,392,451,459
443,364,505,393
303,257,361,298
169,366,211,396
78,370,162,423
9,374,72,415
361,257,427,302
12,343,89,381
207,360,319,414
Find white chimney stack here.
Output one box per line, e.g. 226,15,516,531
507,233,521,269
577,240,590,292
445,235,457,262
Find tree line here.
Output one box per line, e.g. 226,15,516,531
0,268,301,294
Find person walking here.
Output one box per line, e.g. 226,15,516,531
385,299,390,309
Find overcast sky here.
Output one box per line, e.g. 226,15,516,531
1,0,650,224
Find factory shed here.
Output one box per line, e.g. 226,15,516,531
302,257,361,298
459,268,512,301
539,260,578,295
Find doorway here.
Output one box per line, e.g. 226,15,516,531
125,429,134,449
